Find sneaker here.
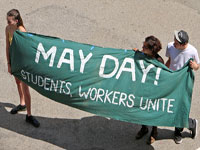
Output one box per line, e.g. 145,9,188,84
135,126,148,139
10,104,26,114
106,117,111,120
189,119,198,139
174,131,182,144
26,115,40,128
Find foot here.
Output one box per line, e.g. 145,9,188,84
26,115,40,128
135,127,148,139
189,119,198,139
147,129,158,144
174,131,182,144
10,104,26,114
147,136,156,145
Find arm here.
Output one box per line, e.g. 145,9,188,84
165,57,171,68
5,27,11,74
189,60,199,71
18,26,26,32
132,48,139,51
190,50,200,71
165,44,171,68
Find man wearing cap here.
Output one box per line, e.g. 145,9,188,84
166,30,200,144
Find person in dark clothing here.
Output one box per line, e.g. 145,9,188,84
133,35,164,144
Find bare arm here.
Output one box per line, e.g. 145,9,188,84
166,57,171,68
132,48,139,51
18,26,26,32
165,57,171,68
189,60,199,71
5,27,10,64
5,27,11,74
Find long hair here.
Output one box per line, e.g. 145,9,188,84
7,9,25,27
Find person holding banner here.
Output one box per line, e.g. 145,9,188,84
5,9,40,127
166,30,199,144
134,35,164,144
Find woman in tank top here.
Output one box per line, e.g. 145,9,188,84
5,9,40,127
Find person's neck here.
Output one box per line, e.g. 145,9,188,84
180,43,188,50
9,24,17,30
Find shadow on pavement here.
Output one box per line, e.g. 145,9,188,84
0,102,191,150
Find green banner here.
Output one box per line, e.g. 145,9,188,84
10,31,194,128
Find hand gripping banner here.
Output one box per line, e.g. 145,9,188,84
10,31,194,128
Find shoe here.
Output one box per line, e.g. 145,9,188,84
26,115,40,128
135,127,148,139
106,117,111,120
189,119,198,139
174,131,182,144
10,104,26,114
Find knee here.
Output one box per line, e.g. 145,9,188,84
15,78,21,85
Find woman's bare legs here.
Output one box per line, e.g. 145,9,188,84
10,77,27,114
21,81,31,116
15,77,26,106
21,81,40,127
11,78,40,127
